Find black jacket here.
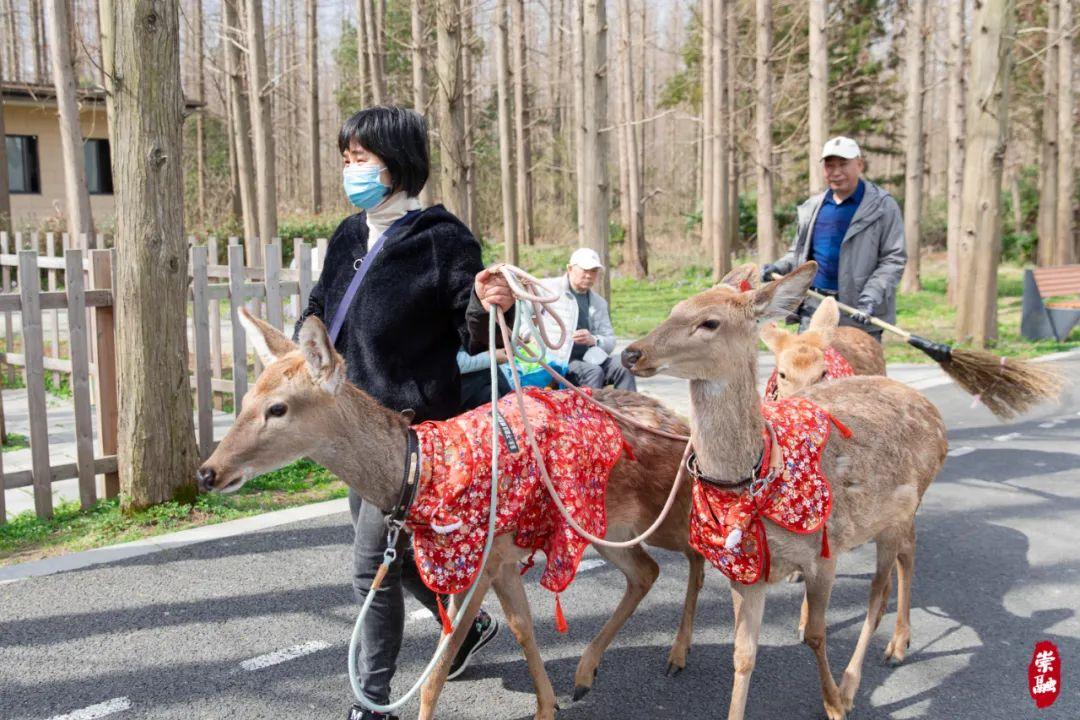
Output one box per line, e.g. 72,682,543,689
293,205,502,422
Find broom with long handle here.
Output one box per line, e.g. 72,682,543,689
767,273,1064,420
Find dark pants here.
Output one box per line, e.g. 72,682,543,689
567,357,637,391
349,491,441,705
459,367,512,410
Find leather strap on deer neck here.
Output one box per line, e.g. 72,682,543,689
386,428,421,526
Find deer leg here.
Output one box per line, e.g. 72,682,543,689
797,591,809,641
838,533,898,713
417,568,496,720
572,544,659,700
666,550,706,676
726,581,767,720
491,561,559,720
884,521,916,665
803,559,845,720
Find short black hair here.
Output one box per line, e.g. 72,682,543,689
338,106,430,197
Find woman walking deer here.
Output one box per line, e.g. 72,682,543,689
622,262,948,720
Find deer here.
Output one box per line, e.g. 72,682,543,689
196,308,704,720
759,294,886,403
621,261,948,720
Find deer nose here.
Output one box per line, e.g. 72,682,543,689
621,348,642,369
197,467,217,492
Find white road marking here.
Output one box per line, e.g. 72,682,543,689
994,432,1021,442
1038,422,1056,428
947,447,975,457
577,559,607,573
46,698,132,720
239,641,330,671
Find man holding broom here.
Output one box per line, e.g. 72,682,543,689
762,136,906,341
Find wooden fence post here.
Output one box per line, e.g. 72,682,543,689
65,249,97,509
89,250,119,498
1,232,13,390
191,246,214,458
208,236,223,410
264,239,283,330
19,251,52,519
228,244,248,414
46,233,61,390
297,240,312,319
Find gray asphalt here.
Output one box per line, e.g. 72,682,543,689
2,357,1079,720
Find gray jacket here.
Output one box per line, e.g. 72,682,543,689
772,179,906,324
538,274,617,364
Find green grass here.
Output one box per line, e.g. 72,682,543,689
0,458,347,566
2,432,29,453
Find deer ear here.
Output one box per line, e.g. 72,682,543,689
807,296,839,345
751,261,816,322
238,307,296,366
298,315,345,394
718,264,759,291
760,322,788,353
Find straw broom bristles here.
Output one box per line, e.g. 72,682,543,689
937,347,1065,421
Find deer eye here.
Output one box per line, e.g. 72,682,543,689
778,371,787,380
697,319,720,332
267,403,288,418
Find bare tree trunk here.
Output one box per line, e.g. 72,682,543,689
411,0,433,206
111,0,199,509
946,0,966,302
582,0,610,298
1009,164,1023,231
245,0,277,254
808,0,827,195
617,0,645,277
510,0,534,245
1056,0,1075,264
701,0,714,253
754,0,775,262
365,0,385,103
955,0,1014,347
31,0,46,82
1037,0,1060,268
195,0,206,226
356,0,369,107
306,0,321,214
226,80,242,220
573,0,586,244
901,0,926,292
711,0,728,279
224,0,257,242
436,0,467,216
727,0,739,253
495,0,518,263
45,0,94,236
462,3,476,230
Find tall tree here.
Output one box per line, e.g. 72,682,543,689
306,0,321,213
754,0,775,262
223,0,257,243
511,0,534,245
581,0,611,297
356,0,369,107
364,0,385,103
1056,0,1075,264
955,0,1014,347
495,0,518,263
727,0,739,254
436,0,467,216
901,0,927,292
808,0,827,194
110,0,199,508
45,0,94,236
462,2,477,230
411,0,433,206
245,0,277,254
946,0,966,301
572,0,586,244
618,0,646,277
711,0,728,279
194,0,207,225
701,0,714,257
1037,0,1060,267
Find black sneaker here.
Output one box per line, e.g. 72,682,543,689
447,610,500,680
346,705,398,720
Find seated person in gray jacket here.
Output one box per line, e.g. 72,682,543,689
544,248,636,391
761,136,906,341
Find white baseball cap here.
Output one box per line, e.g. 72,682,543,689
820,136,862,160
569,247,604,270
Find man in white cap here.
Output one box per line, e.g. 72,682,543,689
540,247,636,390
761,136,906,340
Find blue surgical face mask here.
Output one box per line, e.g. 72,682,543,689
343,163,390,209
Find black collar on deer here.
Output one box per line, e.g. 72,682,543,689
685,422,781,497
684,448,764,490
385,427,421,529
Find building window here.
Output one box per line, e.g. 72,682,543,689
84,138,113,195
5,135,41,194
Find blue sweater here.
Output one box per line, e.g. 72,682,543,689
810,179,865,291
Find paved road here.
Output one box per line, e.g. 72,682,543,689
2,357,1078,720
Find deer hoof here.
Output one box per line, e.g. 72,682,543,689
572,685,590,702
665,662,684,677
